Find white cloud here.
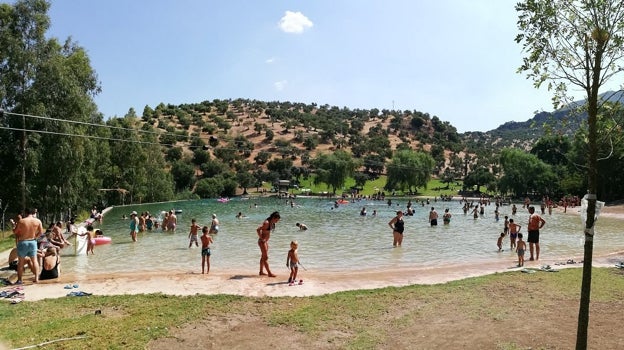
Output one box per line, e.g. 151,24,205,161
274,80,288,91
265,57,276,64
278,11,313,34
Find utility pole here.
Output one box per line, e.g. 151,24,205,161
21,113,26,212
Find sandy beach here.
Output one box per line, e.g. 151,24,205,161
3,203,624,302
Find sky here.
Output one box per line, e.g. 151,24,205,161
44,0,576,133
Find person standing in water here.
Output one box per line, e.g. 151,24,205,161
129,211,139,242
257,211,280,277
200,226,213,274
527,206,546,261
388,210,405,247
209,214,220,234
429,207,438,226
443,208,452,225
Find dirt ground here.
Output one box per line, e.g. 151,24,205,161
147,266,624,350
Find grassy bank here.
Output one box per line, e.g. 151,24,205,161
1,267,623,349
289,176,464,198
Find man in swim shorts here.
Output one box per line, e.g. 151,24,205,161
508,219,521,250
13,208,44,284
527,206,545,261
429,207,438,226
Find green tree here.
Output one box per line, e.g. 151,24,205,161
195,177,224,198
170,160,195,192
0,0,104,215
498,148,557,198
385,150,435,193
516,2,624,346
463,167,496,194
311,150,361,194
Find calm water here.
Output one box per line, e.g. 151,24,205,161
61,197,624,275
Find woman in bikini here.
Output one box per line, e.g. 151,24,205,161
257,211,280,277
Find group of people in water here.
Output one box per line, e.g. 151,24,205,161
6,193,559,287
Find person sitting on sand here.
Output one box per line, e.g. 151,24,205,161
39,247,61,280
51,221,72,249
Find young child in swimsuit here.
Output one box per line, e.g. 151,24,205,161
79,225,96,255
286,241,300,285
188,218,200,248
200,226,214,274
508,219,521,250
516,233,527,267
497,232,505,252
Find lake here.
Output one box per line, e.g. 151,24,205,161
61,197,624,275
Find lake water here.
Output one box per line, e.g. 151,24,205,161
61,197,624,275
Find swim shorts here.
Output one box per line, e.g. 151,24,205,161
17,240,37,258
517,249,525,257
527,230,540,243
202,248,211,256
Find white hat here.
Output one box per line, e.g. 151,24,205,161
131,211,137,216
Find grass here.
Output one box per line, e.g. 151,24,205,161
1,268,623,349
292,176,465,198
0,233,15,252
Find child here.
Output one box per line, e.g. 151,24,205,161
286,241,301,285
188,218,200,248
508,218,521,250
497,232,505,252
200,226,213,274
79,225,96,255
516,233,527,267
295,222,308,231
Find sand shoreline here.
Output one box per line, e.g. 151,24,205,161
3,250,623,302
3,203,624,302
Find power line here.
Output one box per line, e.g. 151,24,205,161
0,126,174,147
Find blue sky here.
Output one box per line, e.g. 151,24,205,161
46,1,569,133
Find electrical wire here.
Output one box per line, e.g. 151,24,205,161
0,126,175,147
0,111,442,170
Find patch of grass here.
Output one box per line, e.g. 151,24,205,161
0,233,15,252
0,268,621,349
294,176,465,197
